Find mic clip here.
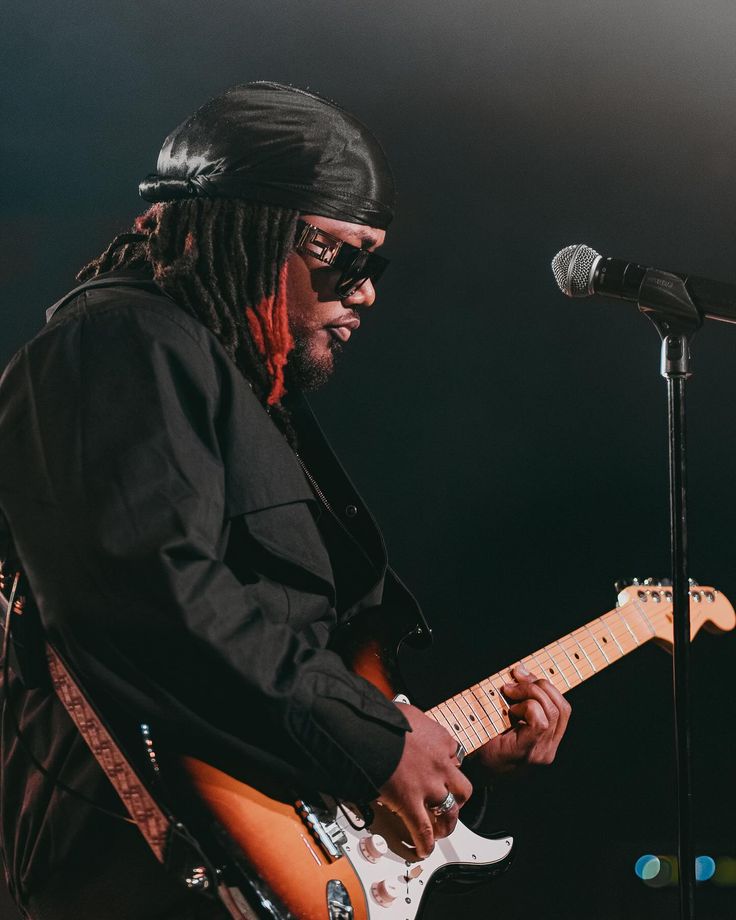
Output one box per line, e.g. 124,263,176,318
637,269,701,379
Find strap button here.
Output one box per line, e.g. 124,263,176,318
345,504,358,518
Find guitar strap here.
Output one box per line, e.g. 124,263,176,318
43,641,171,862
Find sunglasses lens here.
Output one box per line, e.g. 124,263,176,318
335,251,387,297
336,275,366,297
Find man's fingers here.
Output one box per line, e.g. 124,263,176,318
424,783,463,840
504,678,564,729
511,664,539,682
430,802,460,839
400,803,436,859
508,699,549,732
452,768,473,807
524,677,571,745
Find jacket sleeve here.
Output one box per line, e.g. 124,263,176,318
0,297,408,802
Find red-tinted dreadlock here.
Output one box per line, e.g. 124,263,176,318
78,198,299,418
244,263,292,405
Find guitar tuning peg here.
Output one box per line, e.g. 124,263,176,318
688,577,699,587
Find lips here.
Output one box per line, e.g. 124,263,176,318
328,326,353,342
326,317,360,343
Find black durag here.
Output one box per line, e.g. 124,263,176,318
139,81,395,229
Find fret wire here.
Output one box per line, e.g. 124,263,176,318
494,677,513,725
598,616,625,656
446,695,481,746
530,648,562,685
560,636,592,677
434,704,461,740
442,700,474,748
570,634,600,665
466,686,496,729
476,681,503,721
521,642,582,689
441,697,466,740
632,597,657,636
557,641,583,681
614,606,640,646
629,605,657,640
567,628,611,657
543,648,571,688
607,608,641,647
529,652,547,676
582,624,609,663
571,631,598,672
457,695,485,746
498,668,515,689
593,621,617,661
427,705,448,730
482,677,512,726
470,687,502,734
461,692,492,744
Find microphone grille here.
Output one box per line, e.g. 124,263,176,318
551,244,601,297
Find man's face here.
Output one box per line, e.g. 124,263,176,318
286,213,386,389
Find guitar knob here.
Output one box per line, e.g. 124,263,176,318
371,879,399,907
359,834,388,862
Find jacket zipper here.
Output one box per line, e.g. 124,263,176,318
295,452,334,514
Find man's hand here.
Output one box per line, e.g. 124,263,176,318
472,665,571,776
377,704,472,858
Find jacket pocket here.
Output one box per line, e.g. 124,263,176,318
242,498,333,588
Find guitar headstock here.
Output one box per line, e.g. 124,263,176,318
616,580,735,650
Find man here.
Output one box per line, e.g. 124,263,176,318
0,82,570,919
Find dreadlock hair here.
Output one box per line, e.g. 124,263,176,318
77,199,299,437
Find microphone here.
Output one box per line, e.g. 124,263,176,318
551,244,736,325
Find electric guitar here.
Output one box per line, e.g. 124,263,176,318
181,582,735,920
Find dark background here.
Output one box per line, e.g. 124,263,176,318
4,1,736,917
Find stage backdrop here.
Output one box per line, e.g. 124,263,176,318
4,2,736,918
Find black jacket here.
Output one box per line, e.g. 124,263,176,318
0,270,426,915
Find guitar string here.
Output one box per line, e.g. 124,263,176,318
429,596,706,750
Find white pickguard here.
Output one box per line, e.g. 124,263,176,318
329,800,513,920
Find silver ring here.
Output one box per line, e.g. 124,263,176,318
429,791,456,816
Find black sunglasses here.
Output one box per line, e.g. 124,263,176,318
294,220,389,297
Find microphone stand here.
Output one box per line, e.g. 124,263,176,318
638,271,703,920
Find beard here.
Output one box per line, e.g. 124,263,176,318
286,327,343,391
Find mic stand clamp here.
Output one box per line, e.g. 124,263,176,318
638,269,701,920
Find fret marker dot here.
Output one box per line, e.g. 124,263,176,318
602,637,608,643
574,653,580,659
469,714,475,721
549,668,555,674
453,724,460,731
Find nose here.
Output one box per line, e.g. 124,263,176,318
342,278,376,308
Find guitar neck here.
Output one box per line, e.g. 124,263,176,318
426,592,664,755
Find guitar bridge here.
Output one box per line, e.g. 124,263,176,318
294,799,347,862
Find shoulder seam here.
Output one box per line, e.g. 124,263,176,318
76,291,213,361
